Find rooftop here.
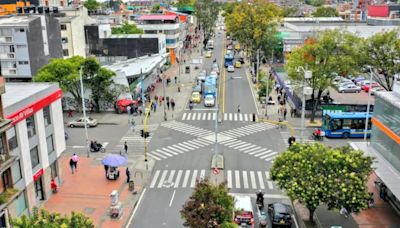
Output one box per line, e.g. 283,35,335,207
57,16,78,23
0,15,39,26
108,34,165,39
138,14,177,21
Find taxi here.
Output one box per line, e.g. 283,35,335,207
191,92,201,103
234,61,241,68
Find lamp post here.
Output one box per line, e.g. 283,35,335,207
256,48,260,83
364,66,373,141
296,66,312,144
79,67,90,158
161,71,167,121
141,68,145,123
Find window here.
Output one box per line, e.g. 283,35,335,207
15,28,24,32
16,45,26,48
61,37,68,43
15,192,27,216
43,106,51,126
5,37,12,42
26,115,36,138
60,24,67,30
2,168,12,189
0,29,11,37
0,136,4,155
7,127,18,151
11,160,22,184
30,146,40,168
46,135,54,155
8,69,16,75
62,49,69,56
50,161,58,179
18,61,28,65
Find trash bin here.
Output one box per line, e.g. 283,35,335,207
128,181,135,191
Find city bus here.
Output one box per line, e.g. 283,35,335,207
321,112,372,138
203,76,217,97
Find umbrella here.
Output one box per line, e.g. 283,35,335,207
101,154,127,167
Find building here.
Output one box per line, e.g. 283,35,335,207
367,4,400,25
350,79,400,213
85,24,166,65
54,6,95,58
0,15,62,81
137,14,184,63
0,0,36,16
3,82,66,220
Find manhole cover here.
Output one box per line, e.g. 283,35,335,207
84,207,96,214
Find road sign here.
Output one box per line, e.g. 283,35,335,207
213,168,220,175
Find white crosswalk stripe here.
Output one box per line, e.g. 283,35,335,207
114,124,159,154
161,120,213,137
219,138,280,162
180,112,265,122
226,170,275,190
220,123,274,138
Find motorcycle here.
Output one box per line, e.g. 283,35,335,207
90,141,105,153
256,191,264,209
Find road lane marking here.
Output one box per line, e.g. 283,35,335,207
200,169,206,182
244,114,248,121
182,113,187,120
239,114,243,121
157,170,168,188
191,113,197,120
162,148,179,155
235,170,241,188
197,113,202,120
202,113,207,120
229,113,232,120
213,113,216,120
169,190,176,207
243,171,249,189
260,152,278,159
250,171,257,189
227,170,232,188
248,148,266,155
190,170,198,188
148,153,161,161
102,142,109,148
265,171,270,179
150,170,160,188
182,170,190,188
126,188,146,227
257,171,265,189
186,113,191,120
254,149,272,157
174,170,183,188
234,113,237,121
167,170,176,187
156,149,173,157
267,181,274,189
224,113,227,120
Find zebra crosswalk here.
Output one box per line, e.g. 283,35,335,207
148,138,214,160
149,169,276,190
220,123,275,138
181,112,258,122
219,138,278,162
280,131,315,147
161,120,214,137
114,124,159,153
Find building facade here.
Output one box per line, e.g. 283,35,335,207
0,15,62,81
3,83,65,220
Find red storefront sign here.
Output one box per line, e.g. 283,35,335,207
33,168,44,181
368,5,389,17
6,89,62,125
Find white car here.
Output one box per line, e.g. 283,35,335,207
357,80,376,86
338,84,361,93
227,65,235,72
370,86,386,95
204,95,215,107
68,117,98,128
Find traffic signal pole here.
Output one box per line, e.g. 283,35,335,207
143,101,153,163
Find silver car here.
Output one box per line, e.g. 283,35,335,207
68,117,98,128
227,65,235,72
338,84,361,93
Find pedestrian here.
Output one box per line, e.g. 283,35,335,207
104,165,109,176
166,96,170,103
126,167,131,183
368,192,375,207
154,95,158,103
290,107,295,118
126,105,131,115
72,153,79,171
51,178,58,193
175,76,177,84
340,207,349,218
159,96,163,105
288,136,296,147
277,95,281,103
171,99,175,111
138,107,143,116
89,102,94,113
69,157,75,174
380,184,387,201
167,100,170,110
153,102,157,112
124,141,128,154
283,108,287,120
67,109,73,117
237,105,241,113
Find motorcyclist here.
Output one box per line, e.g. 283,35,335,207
91,141,102,151
189,100,194,110
256,190,264,206
313,129,322,140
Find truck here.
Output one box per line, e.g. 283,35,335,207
224,53,234,68
233,195,254,227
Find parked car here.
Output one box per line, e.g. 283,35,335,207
371,86,386,95
227,65,235,72
204,95,215,107
205,51,212,58
268,203,292,227
68,117,98,128
338,81,355,88
191,92,201,103
338,84,361,93
357,80,376,86
234,61,241,68
363,83,380,92
353,76,366,84
333,77,352,85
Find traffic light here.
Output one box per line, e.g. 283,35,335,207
140,129,150,138
140,129,144,137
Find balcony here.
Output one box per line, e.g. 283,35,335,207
0,153,18,174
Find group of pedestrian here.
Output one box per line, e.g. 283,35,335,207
69,153,79,174
278,105,288,121
152,95,176,112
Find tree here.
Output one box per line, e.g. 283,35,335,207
84,0,99,11
312,7,339,17
270,143,373,222
285,30,363,122
305,0,324,7
11,207,94,228
362,30,400,91
180,179,235,227
195,0,219,49
177,0,195,7
111,22,143,34
34,57,115,112
151,3,160,13
257,70,274,100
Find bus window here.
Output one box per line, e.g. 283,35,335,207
343,119,352,129
332,119,342,130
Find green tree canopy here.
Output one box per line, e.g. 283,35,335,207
271,143,373,222
84,0,99,11
111,22,143,34
285,30,363,121
11,207,94,228
177,0,195,7
306,0,325,7
195,0,219,48
312,7,339,17
181,180,235,227
151,3,160,13
361,30,400,91
34,56,116,112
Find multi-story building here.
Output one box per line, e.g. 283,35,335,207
3,82,66,219
0,0,36,16
0,15,62,81
350,79,400,213
367,4,400,25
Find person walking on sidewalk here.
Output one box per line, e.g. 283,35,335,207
69,157,75,174
175,76,177,84
124,141,128,154
72,153,79,171
126,167,131,183
154,95,158,104
283,107,287,120
290,107,295,118
340,207,349,218
171,99,175,111
152,102,157,112
167,100,170,110
67,109,73,117
277,95,281,104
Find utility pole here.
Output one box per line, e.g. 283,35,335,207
143,101,152,164
162,73,167,121
364,67,373,141
178,50,181,84
79,67,90,158
141,68,145,124
256,48,260,83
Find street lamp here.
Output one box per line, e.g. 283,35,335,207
296,66,312,144
364,66,373,141
161,71,167,121
79,67,90,158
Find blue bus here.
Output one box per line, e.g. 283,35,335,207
203,76,217,97
321,112,372,138
224,54,234,67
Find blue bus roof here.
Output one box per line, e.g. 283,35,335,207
325,112,372,119
224,54,234,59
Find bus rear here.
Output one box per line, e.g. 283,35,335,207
321,112,372,138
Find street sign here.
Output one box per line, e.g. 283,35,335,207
213,168,220,175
